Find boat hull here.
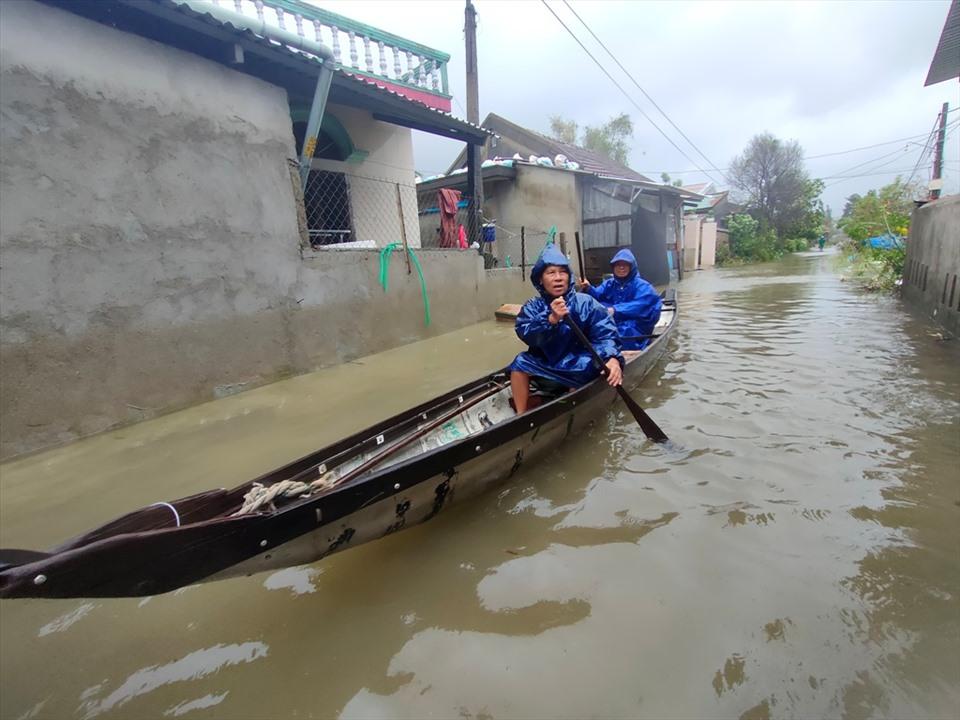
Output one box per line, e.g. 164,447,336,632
0,301,675,598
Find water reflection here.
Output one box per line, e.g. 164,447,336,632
77,642,268,718
1,253,957,719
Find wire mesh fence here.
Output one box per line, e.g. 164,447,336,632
304,170,418,249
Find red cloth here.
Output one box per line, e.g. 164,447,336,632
438,188,461,248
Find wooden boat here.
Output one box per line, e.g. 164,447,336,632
0,293,676,599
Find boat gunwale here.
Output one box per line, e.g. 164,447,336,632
0,299,677,597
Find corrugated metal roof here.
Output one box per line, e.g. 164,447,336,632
925,0,960,86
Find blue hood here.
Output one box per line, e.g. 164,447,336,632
610,248,638,280
531,245,576,299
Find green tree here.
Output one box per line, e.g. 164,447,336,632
549,115,578,145
837,177,915,242
783,178,826,240
726,212,778,262
841,193,861,219
728,133,816,240
582,113,633,165
660,172,683,187
550,113,634,165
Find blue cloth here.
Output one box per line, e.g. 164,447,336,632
867,234,903,250
582,248,662,349
508,246,622,388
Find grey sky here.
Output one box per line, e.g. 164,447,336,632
319,0,959,214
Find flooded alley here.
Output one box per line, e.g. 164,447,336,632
1,251,957,720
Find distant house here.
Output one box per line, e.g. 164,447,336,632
681,185,742,270
418,113,700,284
0,0,503,458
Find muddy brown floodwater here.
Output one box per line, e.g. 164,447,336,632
1,251,958,720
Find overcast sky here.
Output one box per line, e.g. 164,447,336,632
318,0,959,214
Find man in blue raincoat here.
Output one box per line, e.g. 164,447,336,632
509,246,623,414
577,248,662,350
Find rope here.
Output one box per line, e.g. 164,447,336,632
232,472,337,516
378,242,431,326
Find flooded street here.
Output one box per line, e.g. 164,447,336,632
1,251,957,720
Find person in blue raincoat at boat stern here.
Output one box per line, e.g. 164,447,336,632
577,248,662,350
509,245,623,414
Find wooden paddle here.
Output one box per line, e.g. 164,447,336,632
563,315,668,443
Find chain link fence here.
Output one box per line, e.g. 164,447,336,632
304,170,418,249
416,185,474,250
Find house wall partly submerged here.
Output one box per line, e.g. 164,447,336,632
0,0,526,460
903,195,960,337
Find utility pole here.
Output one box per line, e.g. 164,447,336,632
464,0,479,125
464,0,484,249
931,101,948,200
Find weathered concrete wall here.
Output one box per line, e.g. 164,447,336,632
311,104,420,248
0,1,531,460
487,165,581,265
903,195,960,337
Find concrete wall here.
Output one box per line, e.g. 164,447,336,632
311,104,420,248
0,1,530,459
485,165,581,265
681,216,718,270
903,195,960,337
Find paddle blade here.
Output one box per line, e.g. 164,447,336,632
616,386,668,443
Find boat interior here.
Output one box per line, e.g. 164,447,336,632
44,304,675,550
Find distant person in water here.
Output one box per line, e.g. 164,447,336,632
509,246,623,414
818,234,827,251
577,249,662,350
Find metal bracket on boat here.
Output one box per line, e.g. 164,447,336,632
148,502,181,527
376,434,385,446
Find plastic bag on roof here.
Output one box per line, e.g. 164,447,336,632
481,159,496,168
537,156,554,167
513,153,523,160
554,154,568,167
566,161,580,170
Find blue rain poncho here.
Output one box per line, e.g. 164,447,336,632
508,246,622,388
582,248,662,349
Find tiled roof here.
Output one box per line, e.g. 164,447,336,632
472,113,651,182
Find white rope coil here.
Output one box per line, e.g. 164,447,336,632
232,471,337,516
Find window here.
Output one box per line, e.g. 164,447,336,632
303,171,354,247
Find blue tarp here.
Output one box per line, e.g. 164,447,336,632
867,234,903,250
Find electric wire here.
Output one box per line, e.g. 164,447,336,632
635,121,960,176
560,0,730,184
539,0,725,187
904,112,947,187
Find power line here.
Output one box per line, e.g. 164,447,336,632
539,0,725,187
905,111,946,187
560,0,729,184
805,124,956,160
822,142,920,181
636,120,960,176
823,124,957,188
